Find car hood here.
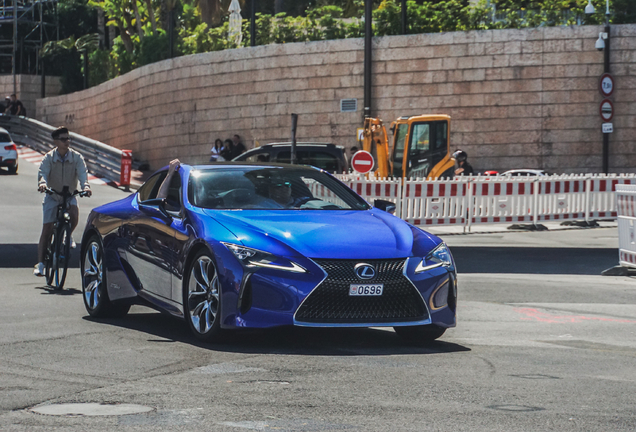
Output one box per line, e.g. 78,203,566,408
202,209,439,259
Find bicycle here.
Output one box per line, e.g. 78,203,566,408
43,186,89,290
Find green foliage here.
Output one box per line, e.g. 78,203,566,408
51,0,636,91
111,37,137,75
139,30,170,65
89,49,114,86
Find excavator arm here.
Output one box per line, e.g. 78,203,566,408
362,117,391,178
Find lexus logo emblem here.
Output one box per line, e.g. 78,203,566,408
354,263,376,280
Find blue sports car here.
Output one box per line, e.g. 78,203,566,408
80,163,457,342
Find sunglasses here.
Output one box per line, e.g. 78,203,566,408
272,181,291,188
56,137,70,142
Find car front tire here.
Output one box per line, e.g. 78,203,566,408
82,236,130,318
183,250,224,342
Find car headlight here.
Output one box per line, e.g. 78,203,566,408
221,242,306,273
415,242,454,273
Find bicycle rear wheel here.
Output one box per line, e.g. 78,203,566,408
54,224,72,289
45,231,56,286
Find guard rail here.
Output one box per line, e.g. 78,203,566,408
0,115,127,185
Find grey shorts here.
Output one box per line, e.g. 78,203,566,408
43,194,78,224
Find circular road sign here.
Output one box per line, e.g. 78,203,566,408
599,73,614,97
600,99,614,122
351,150,374,174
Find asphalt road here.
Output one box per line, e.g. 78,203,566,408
1,160,635,431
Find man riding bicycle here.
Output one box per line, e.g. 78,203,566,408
34,127,92,277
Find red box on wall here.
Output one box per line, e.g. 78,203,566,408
120,150,132,186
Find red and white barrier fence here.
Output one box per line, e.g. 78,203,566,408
334,173,636,231
617,184,636,269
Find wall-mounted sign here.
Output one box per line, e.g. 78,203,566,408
599,99,614,122
599,73,614,97
602,123,613,134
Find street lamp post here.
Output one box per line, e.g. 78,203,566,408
363,0,372,118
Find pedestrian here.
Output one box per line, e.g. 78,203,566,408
452,149,474,176
0,97,9,115
5,94,26,116
221,139,234,160
350,146,358,156
34,127,91,277
210,139,225,162
231,134,246,159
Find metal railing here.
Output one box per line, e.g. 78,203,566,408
0,115,125,185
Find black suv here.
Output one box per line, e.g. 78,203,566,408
232,142,348,174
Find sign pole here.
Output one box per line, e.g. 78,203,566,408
602,10,611,174
290,113,298,165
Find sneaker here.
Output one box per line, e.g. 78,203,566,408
71,236,77,249
33,262,45,277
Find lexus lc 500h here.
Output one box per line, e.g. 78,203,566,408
81,163,457,342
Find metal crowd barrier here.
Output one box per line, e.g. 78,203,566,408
616,184,636,269
0,115,124,184
334,173,636,230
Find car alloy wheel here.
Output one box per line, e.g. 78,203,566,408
185,252,223,341
82,237,130,318
83,241,103,311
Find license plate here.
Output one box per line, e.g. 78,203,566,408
349,284,383,296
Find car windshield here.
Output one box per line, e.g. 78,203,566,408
188,167,370,211
0,133,12,143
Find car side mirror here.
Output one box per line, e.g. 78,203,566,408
139,198,172,222
374,199,397,215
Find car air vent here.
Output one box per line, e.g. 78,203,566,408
340,99,358,112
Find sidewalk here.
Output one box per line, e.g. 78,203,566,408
425,220,618,236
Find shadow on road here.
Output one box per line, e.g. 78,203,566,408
452,246,617,275
2,244,615,276
34,286,82,295
0,243,80,268
86,312,470,356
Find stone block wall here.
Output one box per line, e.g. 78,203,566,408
0,75,61,117
36,25,636,174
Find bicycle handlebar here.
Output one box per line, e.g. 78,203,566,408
42,187,90,198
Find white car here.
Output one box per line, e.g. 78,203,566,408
501,169,548,177
0,127,18,174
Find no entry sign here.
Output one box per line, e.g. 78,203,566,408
351,150,374,174
600,99,614,122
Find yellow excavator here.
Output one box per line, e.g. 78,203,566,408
362,114,455,179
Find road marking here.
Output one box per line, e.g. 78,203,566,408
514,307,636,324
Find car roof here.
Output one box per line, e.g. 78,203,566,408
249,142,344,150
191,161,324,171
0,127,9,134
501,169,548,175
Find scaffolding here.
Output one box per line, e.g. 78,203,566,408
0,0,59,94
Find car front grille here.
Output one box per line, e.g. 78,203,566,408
295,258,428,324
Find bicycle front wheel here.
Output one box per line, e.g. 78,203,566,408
54,224,72,289
45,231,56,286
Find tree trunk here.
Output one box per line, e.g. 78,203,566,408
117,22,134,52
132,0,144,39
97,7,105,48
145,0,157,35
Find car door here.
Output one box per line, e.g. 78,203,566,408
126,171,180,302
